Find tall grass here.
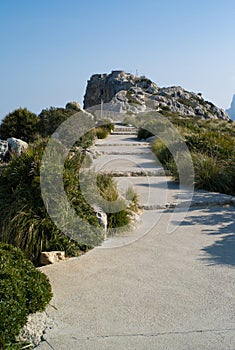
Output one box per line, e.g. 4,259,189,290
0,142,102,263
0,138,139,263
148,115,235,195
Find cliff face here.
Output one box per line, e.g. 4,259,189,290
83,70,158,109
83,71,230,120
226,95,235,120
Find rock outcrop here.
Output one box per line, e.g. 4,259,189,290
0,137,28,161
84,70,158,111
0,140,8,161
84,71,230,120
226,94,235,120
7,137,28,156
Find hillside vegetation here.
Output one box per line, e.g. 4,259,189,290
0,106,138,347
124,112,235,195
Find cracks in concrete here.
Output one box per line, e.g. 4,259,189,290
42,339,57,350
71,327,235,341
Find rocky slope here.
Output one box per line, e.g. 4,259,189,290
226,94,235,120
84,71,229,120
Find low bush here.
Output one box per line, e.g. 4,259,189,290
152,139,173,165
149,114,235,195
138,127,154,140
0,243,52,349
185,131,235,159
37,107,75,138
0,108,39,142
95,127,109,139
192,153,234,194
95,121,114,139
0,135,139,263
97,174,138,230
0,141,103,264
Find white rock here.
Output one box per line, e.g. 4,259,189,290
40,251,66,265
0,140,8,160
7,137,28,156
93,205,107,235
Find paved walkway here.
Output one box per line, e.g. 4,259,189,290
37,124,235,350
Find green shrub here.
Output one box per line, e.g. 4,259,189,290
137,118,169,140
0,108,39,142
95,121,114,139
0,136,138,262
125,187,138,213
101,120,114,132
0,141,102,264
76,130,95,149
138,127,154,139
122,115,136,126
192,153,234,194
148,114,235,195
95,127,109,139
126,91,141,105
177,98,197,108
38,107,75,138
185,131,235,159
0,243,52,348
107,206,131,229
96,174,138,231
152,139,173,165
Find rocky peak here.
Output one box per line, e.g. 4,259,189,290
83,71,230,121
83,70,158,109
226,94,235,120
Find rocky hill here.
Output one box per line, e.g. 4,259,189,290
226,94,235,120
84,71,229,120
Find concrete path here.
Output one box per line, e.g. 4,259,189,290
37,125,235,350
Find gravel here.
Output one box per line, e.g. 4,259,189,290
17,307,55,348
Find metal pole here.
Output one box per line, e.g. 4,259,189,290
101,99,103,120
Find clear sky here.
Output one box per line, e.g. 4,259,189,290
1,0,235,120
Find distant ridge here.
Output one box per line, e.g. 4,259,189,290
226,94,235,120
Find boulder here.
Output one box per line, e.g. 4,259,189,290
65,101,82,111
7,137,28,156
40,251,66,265
0,140,9,161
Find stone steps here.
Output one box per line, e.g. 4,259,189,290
99,151,150,155
95,143,149,147
113,127,137,132
97,169,170,177
112,126,138,136
140,195,235,211
111,131,137,135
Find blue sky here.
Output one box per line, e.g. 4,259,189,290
0,0,235,119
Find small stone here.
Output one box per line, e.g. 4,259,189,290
93,205,107,235
40,251,66,265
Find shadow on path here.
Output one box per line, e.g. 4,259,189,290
173,206,235,266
